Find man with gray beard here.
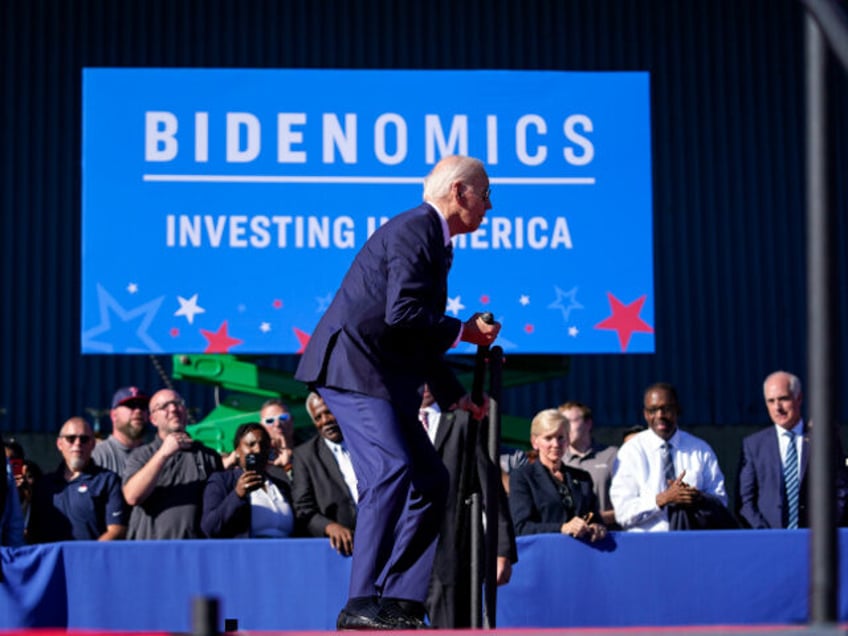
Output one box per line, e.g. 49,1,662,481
93,386,150,476
28,417,128,542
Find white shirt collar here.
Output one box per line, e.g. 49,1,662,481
425,201,452,247
774,419,804,437
645,427,680,450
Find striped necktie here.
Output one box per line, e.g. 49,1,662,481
661,442,675,484
783,431,800,529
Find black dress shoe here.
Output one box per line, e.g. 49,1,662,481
377,598,431,629
336,597,393,631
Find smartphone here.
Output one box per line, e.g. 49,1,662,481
9,458,23,477
244,453,259,472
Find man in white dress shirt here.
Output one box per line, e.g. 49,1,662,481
610,382,731,531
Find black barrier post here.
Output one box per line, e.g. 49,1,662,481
483,345,504,628
192,597,219,636
468,312,493,628
802,1,840,624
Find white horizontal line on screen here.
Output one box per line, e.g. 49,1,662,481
142,174,596,185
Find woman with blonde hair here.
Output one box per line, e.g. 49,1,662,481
509,409,607,541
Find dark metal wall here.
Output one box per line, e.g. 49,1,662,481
1,0,845,434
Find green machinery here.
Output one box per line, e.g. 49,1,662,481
175,354,312,453
174,353,572,453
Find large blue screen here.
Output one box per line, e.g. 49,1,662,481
82,69,653,355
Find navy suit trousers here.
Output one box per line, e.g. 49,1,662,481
319,386,449,603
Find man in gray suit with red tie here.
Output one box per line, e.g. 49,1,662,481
736,370,848,528
295,155,500,630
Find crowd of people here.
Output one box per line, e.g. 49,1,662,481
1,371,845,616
2,154,846,630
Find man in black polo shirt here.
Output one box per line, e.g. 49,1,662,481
28,417,127,542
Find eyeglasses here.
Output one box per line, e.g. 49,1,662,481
152,399,186,413
644,405,678,415
461,184,491,203
263,414,291,426
61,434,92,444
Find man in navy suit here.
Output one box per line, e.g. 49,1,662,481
736,370,848,528
295,155,500,630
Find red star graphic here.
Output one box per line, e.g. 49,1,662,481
293,327,311,354
594,293,654,352
272,299,283,309
524,324,534,334
169,328,180,338
480,295,491,305
200,321,244,353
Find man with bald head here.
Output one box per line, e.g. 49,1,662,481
123,389,222,539
292,392,357,556
610,383,730,531
28,416,127,542
296,155,502,629
736,371,848,528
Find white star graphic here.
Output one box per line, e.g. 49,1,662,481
548,286,584,322
519,294,530,306
446,295,465,316
174,294,206,325
260,322,272,333
568,326,579,337
127,283,138,294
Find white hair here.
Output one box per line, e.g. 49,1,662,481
422,155,485,201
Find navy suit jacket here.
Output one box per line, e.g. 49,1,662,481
509,461,599,536
291,435,357,537
736,423,848,528
294,203,465,412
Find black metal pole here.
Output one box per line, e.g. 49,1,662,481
804,8,837,625
468,314,492,629
192,597,220,636
483,345,504,628
469,491,483,628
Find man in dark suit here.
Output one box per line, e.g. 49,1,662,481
292,392,358,556
419,386,517,629
736,370,848,528
295,155,500,630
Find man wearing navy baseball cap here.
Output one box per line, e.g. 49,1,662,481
92,386,150,476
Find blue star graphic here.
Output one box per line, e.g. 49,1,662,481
316,293,334,313
548,286,584,322
82,284,165,353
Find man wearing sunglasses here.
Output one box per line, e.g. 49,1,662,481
28,416,127,542
260,399,295,476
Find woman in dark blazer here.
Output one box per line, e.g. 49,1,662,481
509,409,607,541
202,423,295,538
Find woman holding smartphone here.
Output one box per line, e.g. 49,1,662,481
201,423,295,538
